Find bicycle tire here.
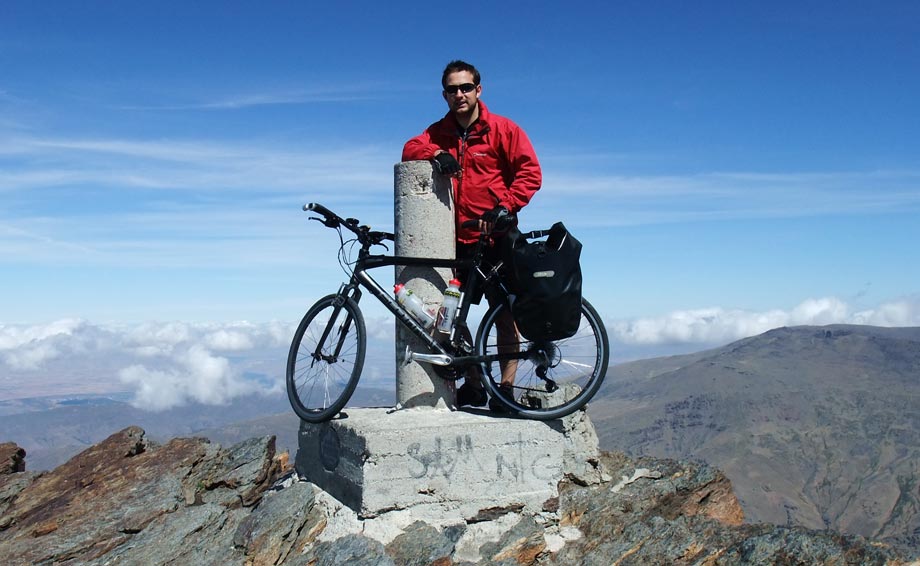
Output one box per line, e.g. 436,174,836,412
474,298,609,420
286,294,366,423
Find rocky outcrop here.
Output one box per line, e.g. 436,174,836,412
1,427,916,565
0,427,287,564
0,442,26,474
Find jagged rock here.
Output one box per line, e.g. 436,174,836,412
559,405,609,486
191,434,286,508
95,503,249,565
0,426,916,565
233,481,325,565
0,426,289,565
0,442,26,474
0,442,37,523
479,514,546,564
385,520,457,565
300,533,394,565
546,453,910,565
450,511,527,564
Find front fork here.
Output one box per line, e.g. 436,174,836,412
313,283,363,364
335,281,363,307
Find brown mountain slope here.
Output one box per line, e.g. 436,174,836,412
590,324,920,554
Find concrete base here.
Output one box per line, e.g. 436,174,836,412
295,407,571,520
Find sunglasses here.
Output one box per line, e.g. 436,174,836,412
444,83,477,94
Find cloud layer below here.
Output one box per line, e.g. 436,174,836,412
609,296,920,345
2,296,918,409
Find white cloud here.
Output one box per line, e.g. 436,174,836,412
0,319,89,369
788,297,850,326
609,296,920,346
1,135,393,193
0,319,292,408
132,88,382,111
203,328,254,351
0,134,396,269
853,299,920,327
124,321,192,350
535,169,920,228
0,318,85,349
119,344,267,411
107,81,397,112
117,365,186,412
2,340,61,371
2,296,918,406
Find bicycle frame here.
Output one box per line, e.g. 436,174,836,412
356,253,463,355
334,243,521,370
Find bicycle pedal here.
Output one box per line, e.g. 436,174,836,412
403,346,453,366
402,345,413,366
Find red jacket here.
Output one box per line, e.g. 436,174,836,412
402,101,542,243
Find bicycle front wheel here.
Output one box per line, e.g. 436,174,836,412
286,294,366,423
474,298,609,420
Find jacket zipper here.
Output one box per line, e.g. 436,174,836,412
456,129,469,205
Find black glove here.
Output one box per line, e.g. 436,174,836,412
481,205,512,230
432,152,461,175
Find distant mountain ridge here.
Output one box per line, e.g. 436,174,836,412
0,387,389,472
591,324,920,555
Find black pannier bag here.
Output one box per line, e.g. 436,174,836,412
501,222,583,342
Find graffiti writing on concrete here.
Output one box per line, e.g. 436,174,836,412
406,433,557,482
406,435,476,479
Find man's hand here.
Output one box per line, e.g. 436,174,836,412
479,205,511,234
432,152,461,176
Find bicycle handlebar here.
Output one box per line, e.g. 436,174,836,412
304,202,394,244
460,213,517,233
305,202,335,220
306,201,514,243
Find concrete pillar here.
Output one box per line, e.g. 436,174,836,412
393,161,455,409
295,408,574,520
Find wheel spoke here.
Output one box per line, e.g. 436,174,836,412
475,299,608,420
286,295,366,422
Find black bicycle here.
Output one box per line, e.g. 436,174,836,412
286,203,609,422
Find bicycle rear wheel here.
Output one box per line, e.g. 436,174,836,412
286,294,366,423
474,298,609,420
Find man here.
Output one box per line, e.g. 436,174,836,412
402,60,542,410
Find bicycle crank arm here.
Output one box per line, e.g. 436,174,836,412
403,346,453,366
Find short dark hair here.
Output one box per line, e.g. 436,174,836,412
441,60,481,89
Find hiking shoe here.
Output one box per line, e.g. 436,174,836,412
489,383,516,413
456,382,487,407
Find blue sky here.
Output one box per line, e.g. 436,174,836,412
2,2,919,404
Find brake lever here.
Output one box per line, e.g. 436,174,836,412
310,216,340,229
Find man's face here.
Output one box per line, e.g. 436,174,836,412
443,70,481,118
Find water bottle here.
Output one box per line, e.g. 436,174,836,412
394,284,435,330
436,278,462,334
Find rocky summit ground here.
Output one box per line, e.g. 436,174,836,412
0,427,917,565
